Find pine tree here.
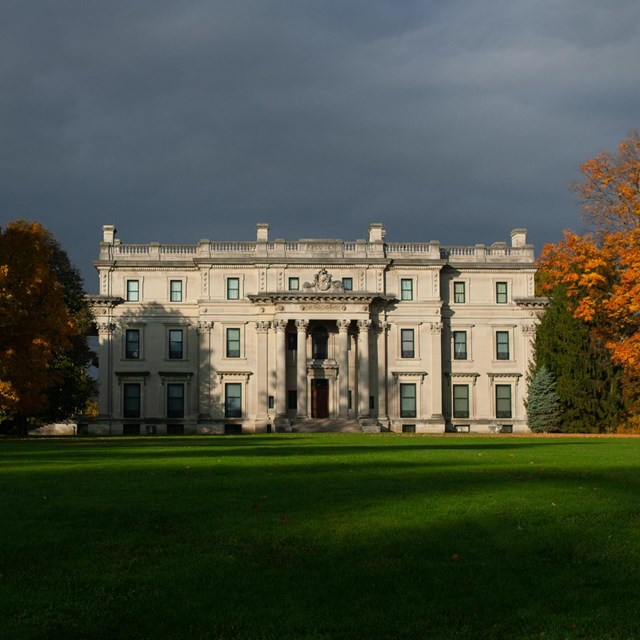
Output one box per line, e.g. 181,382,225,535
526,365,562,433
533,285,627,432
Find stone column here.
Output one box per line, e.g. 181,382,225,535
295,319,309,417
377,321,390,424
255,321,271,428
337,319,351,417
274,320,288,419
196,321,214,419
97,321,115,421
357,319,372,418
430,322,444,425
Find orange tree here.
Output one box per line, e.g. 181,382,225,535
538,130,640,423
0,220,92,433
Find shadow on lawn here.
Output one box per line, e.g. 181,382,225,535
1,438,640,640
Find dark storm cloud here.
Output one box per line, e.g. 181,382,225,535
1,0,639,289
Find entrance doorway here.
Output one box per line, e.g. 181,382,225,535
311,379,329,418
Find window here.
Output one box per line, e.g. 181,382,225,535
453,331,467,360
226,328,241,358
312,327,328,359
453,385,470,419
496,385,512,418
123,383,141,418
125,329,140,359
342,277,353,291
496,331,510,360
496,282,508,304
401,278,413,301
167,384,184,418
169,329,184,359
170,280,183,302
287,333,297,351
454,281,465,303
126,280,139,302
400,383,417,418
268,396,274,409
226,277,240,300
401,329,415,358
288,390,297,411
288,277,299,291
225,383,242,418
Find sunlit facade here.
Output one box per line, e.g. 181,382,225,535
89,223,544,435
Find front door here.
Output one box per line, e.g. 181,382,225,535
311,379,329,418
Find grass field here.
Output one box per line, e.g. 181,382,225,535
1,434,639,640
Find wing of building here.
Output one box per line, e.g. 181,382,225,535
88,223,545,435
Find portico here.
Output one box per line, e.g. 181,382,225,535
249,272,390,427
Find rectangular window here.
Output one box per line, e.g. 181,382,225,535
401,329,415,358
288,277,299,291
454,281,465,303
170,280,183,302
400,383,417,418
226,328,241,358
167,383,184,418
496,282,508,304
496,331,510,360
268,395,274,409
287,333,297,351
225,383,242,418
226,277,240,300
496,385,512,418
342,277,353,291
168,329,183,359
453,331,467,360
125,329,140,359
123,383,141,418
453,385,470,419
288,390,297,411
126,280,139,302
401,278,413,301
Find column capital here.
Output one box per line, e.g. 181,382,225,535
429,321,443,334
97,321,116,335
196,320,214,333
375,321,390,335
295,319,309,332
521,323,536,336
273,319,288,332
357,319,372,331
255,321,271,333
336,319,351,332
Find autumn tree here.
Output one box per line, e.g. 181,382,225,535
537,129,640,425
0,220,93,433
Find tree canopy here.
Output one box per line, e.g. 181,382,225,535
537,129,640,427
0,220,94,432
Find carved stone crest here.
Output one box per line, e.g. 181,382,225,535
303,269,344,292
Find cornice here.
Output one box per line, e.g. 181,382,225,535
514,297,549,308
248,292,396,304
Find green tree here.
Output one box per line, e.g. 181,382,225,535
44,234,96,422
526,365,562,433
533,285,627,433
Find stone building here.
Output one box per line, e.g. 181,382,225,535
89,223,544,435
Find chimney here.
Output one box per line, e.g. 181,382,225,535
102,225,117,244
510,228,527,247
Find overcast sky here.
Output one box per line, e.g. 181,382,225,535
2,0,639,291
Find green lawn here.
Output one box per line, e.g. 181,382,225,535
1,435,639,640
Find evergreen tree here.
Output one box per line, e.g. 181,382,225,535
526,365,562,433
533,285,627,432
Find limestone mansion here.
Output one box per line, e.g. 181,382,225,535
89,223,544,435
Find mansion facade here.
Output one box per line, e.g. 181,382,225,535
89,223,544,435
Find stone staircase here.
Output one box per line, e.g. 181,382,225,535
283,418,369,433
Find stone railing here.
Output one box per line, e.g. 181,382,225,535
100,239,534,262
